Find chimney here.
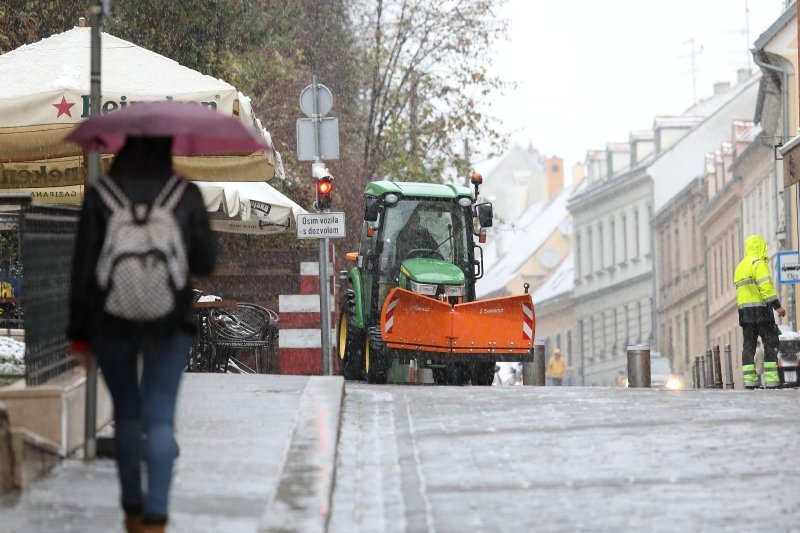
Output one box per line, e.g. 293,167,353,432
713,82,731,95
737,68,752,84
78,17,87,27
546,156,564,200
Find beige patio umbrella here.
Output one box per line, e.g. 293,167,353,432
0,27,280,205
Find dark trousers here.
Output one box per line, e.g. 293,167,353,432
93,332,190,518
741,322,779,366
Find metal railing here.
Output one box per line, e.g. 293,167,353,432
20,202,80,386
692,343,799,389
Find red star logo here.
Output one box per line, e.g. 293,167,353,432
52,96,75,118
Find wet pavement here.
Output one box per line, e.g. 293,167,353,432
0,374,308,533
329,384,800,533
2,378,799,532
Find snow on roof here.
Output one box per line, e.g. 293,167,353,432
606,142,630,152
477,187,573,298
654,115,704,129
630,130,654,141
533,253,574,305
683,74,761,117
733,119,760,143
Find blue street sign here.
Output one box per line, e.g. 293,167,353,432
777,251,800,284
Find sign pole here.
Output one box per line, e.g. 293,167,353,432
312,75,332,376
84,0,105,462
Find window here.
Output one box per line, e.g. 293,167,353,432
621,214,628,261
598,222,605,269
684,311,690,361
587,228,594,274
567,330,573,366
575,232,582,278
624,304,629,344
674,227,680,282
610,217,616,265
633,209,640,257
636,301,642,343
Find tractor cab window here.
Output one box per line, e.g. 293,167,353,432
379,199,470,279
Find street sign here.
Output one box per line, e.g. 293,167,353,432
299,84,333,117
777,251,800,284
296,212,346,239
296,117,339,161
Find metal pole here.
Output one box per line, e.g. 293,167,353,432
696,355,706,388
704,349,714,389
84,0,104,461
311,75,332,376
523,341,545,386
712,345,723,389
724,343,734,389
626,343,651,388
692,357,700,389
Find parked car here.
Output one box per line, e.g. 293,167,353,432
650,351,683,390
777,325,799,386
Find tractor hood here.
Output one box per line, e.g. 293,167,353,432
400,258,465,285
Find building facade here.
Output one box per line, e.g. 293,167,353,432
532,254,576,383
570,165,654,386
699,144,744,388
653,178,707,379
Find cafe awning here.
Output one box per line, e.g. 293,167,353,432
0,27,280,199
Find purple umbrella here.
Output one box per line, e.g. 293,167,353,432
65,100,269,156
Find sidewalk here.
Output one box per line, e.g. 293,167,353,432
0,374,343,533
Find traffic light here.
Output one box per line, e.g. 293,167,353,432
316,176,333,211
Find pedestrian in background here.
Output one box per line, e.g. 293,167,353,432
547,348,566,386
734,234,785,389
68,136,216,533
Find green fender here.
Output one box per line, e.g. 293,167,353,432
349,267,365,329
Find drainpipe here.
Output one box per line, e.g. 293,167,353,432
752,51,794,328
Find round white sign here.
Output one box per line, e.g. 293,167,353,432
299,84,333,117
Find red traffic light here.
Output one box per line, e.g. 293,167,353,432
315,177,333,210
317,179,332,195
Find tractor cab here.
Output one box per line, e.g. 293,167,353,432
339,177,531,386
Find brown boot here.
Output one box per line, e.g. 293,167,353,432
124,514,143,533
140,524,165,533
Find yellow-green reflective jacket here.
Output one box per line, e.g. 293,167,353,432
734,235,781,324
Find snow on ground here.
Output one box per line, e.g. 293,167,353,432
0,336,25,376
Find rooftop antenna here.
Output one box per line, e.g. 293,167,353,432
682,38,703,104
744,0,752,69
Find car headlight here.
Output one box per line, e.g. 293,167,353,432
408,280,437,296
444,285,464,297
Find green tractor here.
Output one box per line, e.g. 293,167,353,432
337,176,535,385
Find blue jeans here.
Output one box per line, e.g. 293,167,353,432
93,332,190,518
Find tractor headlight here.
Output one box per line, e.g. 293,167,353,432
444,284,464,297
409,280,437,296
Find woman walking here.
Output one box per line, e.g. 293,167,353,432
68,136,216,532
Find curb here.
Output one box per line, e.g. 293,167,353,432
259,376,344,533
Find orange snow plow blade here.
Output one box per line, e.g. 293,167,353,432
380,288,535,354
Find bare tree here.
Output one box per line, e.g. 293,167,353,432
354,0,508,183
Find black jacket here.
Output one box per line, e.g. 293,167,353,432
67,174,216,342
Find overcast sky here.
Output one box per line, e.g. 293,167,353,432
487,0,788,172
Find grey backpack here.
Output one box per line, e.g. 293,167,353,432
94,175,189,321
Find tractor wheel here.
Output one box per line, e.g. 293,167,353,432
432,367,449,385
337,306,363,381
447,363,470,386
470,362,496,386
366,328,388,384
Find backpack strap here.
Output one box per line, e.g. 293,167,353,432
94,176,130,210
155,175,188,211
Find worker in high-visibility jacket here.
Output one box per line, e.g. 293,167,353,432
734,235,786,389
